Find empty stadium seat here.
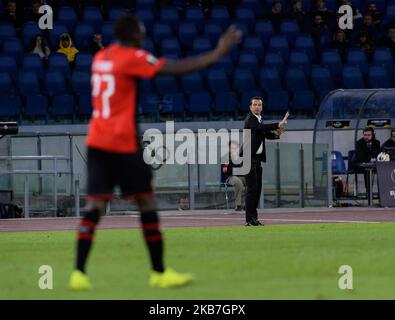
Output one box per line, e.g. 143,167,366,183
263,52,285,75
25,95,49,121
178,23,198,48
184,6,205,31
280,20,299,45
214,92,238,114
22,22,43,48
107,7,127,21
188,93,212,116
294,35,316,60
238,53,259,75
311,66,335,93
139,79,154,95
74,53,93,71
347,49,368,74
368,65,391,88
0,96,21,119
342,66,365,89
204,23,222,46
233,68,257,92
321,49,343,77
74,23,95,49
207,69,230,92
72,71,91,95
45,71,68,95
161,37,181,57
82,6,103,32
211,56,234,76
255,21,273,46
159,7,179,32
292,90,316,113
268,35,289,61
235,8,255,32
136,0,155,10
52,95,75,121
0,23,16,41
0,73,14,95
180,73,205,94
242,36,265,60
48,53,70,77
289,50,311,74
161,93,185,116
192,37,212,55
0,55,17,81
135,10,154,34
266,91,289,112
286,67,310,92
210,6,230,29
259,67,283,91
140,94,160,119
152,23,173,46
154,76,179,95
21,54,44,78
57,6,78,32
143,37,155,54
78,94,93,118
18,71,41,95
2,39,23,65
373,48,393,69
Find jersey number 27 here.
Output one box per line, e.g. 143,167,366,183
91,73,115,119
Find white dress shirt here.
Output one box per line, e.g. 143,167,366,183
253,113,263,154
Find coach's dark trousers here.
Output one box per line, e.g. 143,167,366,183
245,160,262,222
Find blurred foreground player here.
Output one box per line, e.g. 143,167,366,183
69,13,242,290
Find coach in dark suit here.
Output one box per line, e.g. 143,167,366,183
244,96,288,226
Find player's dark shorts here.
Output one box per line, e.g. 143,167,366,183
87,147,153,201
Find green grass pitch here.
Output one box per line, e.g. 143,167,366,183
1,223,395,299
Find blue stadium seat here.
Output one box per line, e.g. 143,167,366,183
0,73,14,95
286,67,310,92
57,6,78,32
22,22,43,48
235,8,255,32
214,92,238,114
160,38,181,57
311,66,335,93
347,49,368,74
159,7,179,32
139,94,160,119
368,65,391,88
136,0,155,10
72,71,90,95
266,91,289,112
0,55,17,81
78,94,93,118
74,53,93,71
143,37,155,54
294,35,316,60
321,49,343,77
135,10,154,34
233,68,257,92
292,90,315,113
207,69,230,92
161,93,185,115
268,35,289,61
211,56,234,76
239,91,262,111
263,52,285,75
280,20,299,45
139,79,154,95
107,7,127,21
184,6,205,32
49,24,69,49
204,23,222,46
51,95,75,121
48,53,70,77
0,96,21,119
25,95,49,121
319,32,333,49
387,5,395,20
192,37,212,55
152,23,173,46
74,23,95,49
259,67,283,91
342,66,365,89
373,48,393,69
2,39,23,65
178,23,198,48
45,71,68,96
188,93,212,116
18,71,41,95
255,21,274,46
82,6,103,32
154,76,179,95
210,6,230,29
289,50,311,74
240,0,265,16
21,54,44,78
0,23,16,41
238,54,259,75
180,73,205,94
242,36,265,60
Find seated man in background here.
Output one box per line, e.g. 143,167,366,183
222,141,246,211
354,127,381,194
381,129,395,161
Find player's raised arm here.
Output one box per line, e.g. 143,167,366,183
157,25,242,76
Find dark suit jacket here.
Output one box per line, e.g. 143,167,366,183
355,138,381,164
243,112,280,162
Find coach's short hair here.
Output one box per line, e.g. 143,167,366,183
250,96,264,105
114,13,141,44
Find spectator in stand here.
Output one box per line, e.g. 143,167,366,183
340,0,363,23
30,34,51,61
287,0,306,32
269,1,284,33
382,25,395,60
357,14,379,40
330,30,349,63
310,14,328,51
57,33,79,64
24,0,43,23
355,31,375,60
365,2,382,27
88,33,105,55
178,196,189,211
313,0,335,29
0,1,23,30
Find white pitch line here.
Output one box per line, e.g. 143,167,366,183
162,216,380,224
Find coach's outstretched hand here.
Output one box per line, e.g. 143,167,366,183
279,112,289,129
216,25,243,57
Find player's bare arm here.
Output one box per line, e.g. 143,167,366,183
157,25,242,76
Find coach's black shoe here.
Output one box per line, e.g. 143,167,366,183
251,218,264,226
245,221,253,226
235,206,242,211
